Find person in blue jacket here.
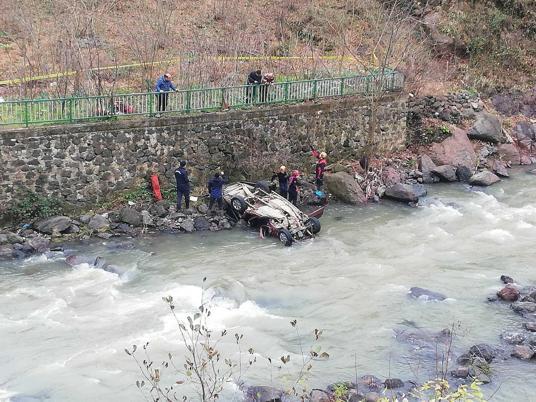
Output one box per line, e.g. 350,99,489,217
155,73,176,114
207,171,227,211
175,160,190,210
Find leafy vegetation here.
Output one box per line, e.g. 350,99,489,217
9,189,63,222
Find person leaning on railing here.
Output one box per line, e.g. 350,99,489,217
260,72,274,103
246,69,262,103
154,72,177,116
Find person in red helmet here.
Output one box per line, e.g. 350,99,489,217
288,170,300,205
310,146,327,190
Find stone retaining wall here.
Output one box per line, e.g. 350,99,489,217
0,95,407,214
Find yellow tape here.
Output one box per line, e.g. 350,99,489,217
0,55,358,86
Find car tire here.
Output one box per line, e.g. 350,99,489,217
306,217,321,234
230,196,247,214
254,180,271,193
278,228,294,247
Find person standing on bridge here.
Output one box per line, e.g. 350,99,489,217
155,73,177,116
175,160,190,210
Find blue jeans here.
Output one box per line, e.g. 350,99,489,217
177,188,190,210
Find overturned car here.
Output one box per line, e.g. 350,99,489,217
223,182,324,246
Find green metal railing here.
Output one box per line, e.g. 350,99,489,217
0,71,404,128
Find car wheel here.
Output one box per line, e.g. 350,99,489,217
306,217,321,234
278,228,293,247
230,196,247,214
254,180,271,193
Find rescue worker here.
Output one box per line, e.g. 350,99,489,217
175,160,190,210
288,170,300,206
155,73,177,115
271,165,289,199
246,69,262,103
310,146,327,190
207,171,227,210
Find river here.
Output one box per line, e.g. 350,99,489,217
1,169,535,402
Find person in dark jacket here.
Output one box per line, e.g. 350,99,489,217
271,165,289,199
246,69,262,103
175,160,190,210
288,170,301,206
207,171,227,210
310,146,327,190
155,73,177,114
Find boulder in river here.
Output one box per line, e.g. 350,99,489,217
492,160,509,178
384,184,427,203
180,218,195,233
429,126,477,174
468,113,503,143
409,287,446,301
501,331,526,345
511,302,536,320
501,275,514,284
194,216,211,231
88,214,110,232
384,378,404,389
324,172,367,204
28,236,50,252
497,144,521,165
469,170,500,186
34,216,72,235
469,344,497,363
0,232,24,245
511,345,535,360
451,366,470,379
419,154,439,184
524,322,536,332
432,165,458,182
497,285,520,302
244,385,286,402
0,245,14,259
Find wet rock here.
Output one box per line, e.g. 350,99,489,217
524,322,536,332
456,165,473,182
384,378,404,389
469,170,500,186
0,232,25,244
28,236,50,252
457,353,472,366
309,389,331,402
511,345,534,360
34,216,72,235
492,160,509,178
528,169,536,175
429,126,477,174
409,287,446,301
119,207,142,227
197,203,209,214
475,372,491,384
469,344,496,363
141,211,154,226
501,275,514,284
108,211,121,223
64,224,80,234
244,385,284,402
0,245,14,258
511,302,536,316
324,172,367,204
97,232,113,239
451,366,469,378
357,375,384,392
468,113,503,143
180,218,195,233
497,144,521,165
497,285,520,302
419,154,439,184
88,214,110,232
194,216,211,231
385,183,427,203
364,392,380,402
149,201,169,218
501,331,526,345
432,165,458,182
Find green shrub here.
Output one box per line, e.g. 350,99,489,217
10,190,64,222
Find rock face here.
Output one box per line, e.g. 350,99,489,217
88,215,110,232
469,170,501,186
119,207,142,226
419,154,439,184
429,127,477,173
384,184,427,203
34,216,72,235
409,287,447,301
497,285,520,302
432,165,457,182
468,113,503,143
324,172,367,204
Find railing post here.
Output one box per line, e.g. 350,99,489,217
284,82,289,103
312,79,317,99
68,98,73,123
339,78,344,96
221,88,226,109
24,100,29,127
390,72,395,91
366,76,370,94
185,90,191,113
148,91,154,117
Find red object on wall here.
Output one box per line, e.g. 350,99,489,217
150,174,163,201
